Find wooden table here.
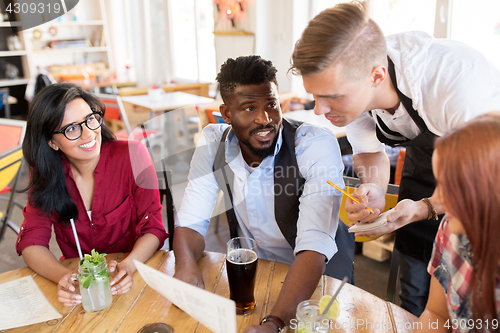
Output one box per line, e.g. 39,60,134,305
119,82,212,98
121,91,214,113
121,92,214,159
62,79,136,91
0,251,417,333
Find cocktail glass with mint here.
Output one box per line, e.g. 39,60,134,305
76,249,113,312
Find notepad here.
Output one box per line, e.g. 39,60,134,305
348,209,394,233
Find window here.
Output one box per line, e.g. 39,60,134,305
450,0,500,70
167,0,216,82
371,0,437,36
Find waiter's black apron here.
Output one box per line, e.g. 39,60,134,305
371,58,441,263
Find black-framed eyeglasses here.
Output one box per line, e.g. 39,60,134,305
53,112,103,141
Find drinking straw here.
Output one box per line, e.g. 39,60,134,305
70,219,83,260
70,218,96,309
326,180,375,214
321,276,348,316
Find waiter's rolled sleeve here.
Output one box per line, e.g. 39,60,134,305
346,112,386,155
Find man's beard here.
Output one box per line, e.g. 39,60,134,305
241,126,280,160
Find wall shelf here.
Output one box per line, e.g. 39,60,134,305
0,50,28,56
0,21,22,27
44,20,104,26
0,78,30,87
19,0,114,77
32,46,108,54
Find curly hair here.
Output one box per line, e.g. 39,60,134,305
22,83,115,224
216,55,278,103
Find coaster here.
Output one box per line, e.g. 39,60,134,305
137,323,175,333
348,209,394,233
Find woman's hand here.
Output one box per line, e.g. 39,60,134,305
57,272,81,306
109,260,134,295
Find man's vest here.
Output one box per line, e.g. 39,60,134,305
212,118,305,249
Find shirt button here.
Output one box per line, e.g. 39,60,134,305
145,216,149,219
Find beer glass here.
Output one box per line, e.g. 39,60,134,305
71,260,113,312
226,237,258,315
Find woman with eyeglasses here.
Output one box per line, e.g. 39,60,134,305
16,83,168,307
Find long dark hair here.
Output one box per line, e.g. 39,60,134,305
435,112,500,327
22,83,116,223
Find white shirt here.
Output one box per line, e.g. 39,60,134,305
176,123,345,265
347,31,500,154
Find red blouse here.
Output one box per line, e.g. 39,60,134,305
16,140,168,258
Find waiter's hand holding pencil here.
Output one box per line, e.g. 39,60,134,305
326,180,375,214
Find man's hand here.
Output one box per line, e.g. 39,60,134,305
353,198,430,238
173,261,205,289
172,227,207,289
243,322,280,333
345,183,386,223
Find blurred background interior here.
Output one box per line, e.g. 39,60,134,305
1,0,499,301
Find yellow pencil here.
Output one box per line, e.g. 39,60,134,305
326,180,375,214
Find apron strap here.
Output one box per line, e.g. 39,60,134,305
387,57,430,134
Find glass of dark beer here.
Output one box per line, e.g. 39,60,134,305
226,237,258,315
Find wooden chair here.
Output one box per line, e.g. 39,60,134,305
95,93,164,161
157,168,176,251
140,125,176,251
95,93,157,140
340,176,401,303
0,119,27,241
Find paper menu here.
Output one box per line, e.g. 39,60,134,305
348,209,394,233
133,260,237,333
0,275,62,330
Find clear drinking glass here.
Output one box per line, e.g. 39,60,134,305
295,300,330,333
226,237,258,315
72,260,113,312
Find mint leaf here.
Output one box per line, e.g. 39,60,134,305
80,250,107,268
81,276,91,289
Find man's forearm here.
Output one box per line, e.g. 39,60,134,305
352,151,391,191
172,227,206,265
268,251,326,324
